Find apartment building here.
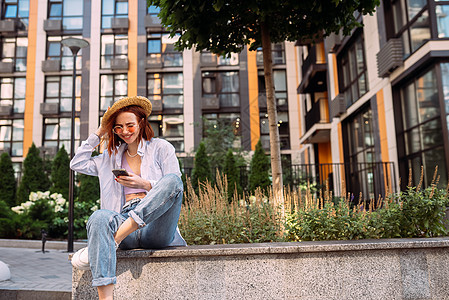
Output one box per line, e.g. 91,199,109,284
0,0,303,178
297,0,449,198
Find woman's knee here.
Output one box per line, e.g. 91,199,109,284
160,174,183,192
87,209,115,230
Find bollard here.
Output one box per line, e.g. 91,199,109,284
41,229,48,253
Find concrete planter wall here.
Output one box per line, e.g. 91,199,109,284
72,238,449,299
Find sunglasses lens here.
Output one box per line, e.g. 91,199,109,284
128,126,136,133
113,127,123,134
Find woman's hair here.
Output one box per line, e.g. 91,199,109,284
103,105,154,156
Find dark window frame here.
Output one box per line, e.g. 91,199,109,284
42,116,80,151
147,32,183,67
0,118,24,157
201,71,240,108
100,33,128,69
99,73,128,114
47,0,83,31
101,0,128,29
44,75,81,114
0,36,27,72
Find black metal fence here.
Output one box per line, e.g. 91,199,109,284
183,161,397,201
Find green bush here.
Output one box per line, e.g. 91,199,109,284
248,140,271,194
50,146,70,201
0,152,17,207
191,141,212,193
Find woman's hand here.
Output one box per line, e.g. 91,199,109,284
115,173,152,191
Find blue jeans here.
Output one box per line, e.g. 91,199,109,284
86,174,183,287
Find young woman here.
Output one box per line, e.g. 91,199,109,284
70,96,186,300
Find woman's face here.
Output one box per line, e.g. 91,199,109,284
114,112,140,145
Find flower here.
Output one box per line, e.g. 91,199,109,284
11,206,24,214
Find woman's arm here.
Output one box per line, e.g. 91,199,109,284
158,140,182,178
70,127,107,176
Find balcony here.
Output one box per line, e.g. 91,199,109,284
111,18,129,31
40,103,59,115
145,15,162,31
42,59,61,73
297,44,327,94
0,19,16,32
0,62,14,73
377,38,403,78
300,97,331,144
43,19,62,32
0,104,13,116
110,58,129,70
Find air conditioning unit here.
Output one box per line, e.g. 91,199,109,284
330,94,345,118
377,38,403,78
111,18,129,30
0,20,16,32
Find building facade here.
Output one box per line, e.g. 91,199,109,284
1,0,447,199
0,0,303,178
298,0,449,198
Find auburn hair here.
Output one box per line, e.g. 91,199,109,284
104,105,154,156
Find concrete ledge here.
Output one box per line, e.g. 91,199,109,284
0,289,71,300
73,237,449,299
0,239,87,251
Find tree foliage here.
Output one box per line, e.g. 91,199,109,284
50,145,70,200
191,141,212,192
0,152,17,207
249,140,271,193
148,0,379,56
203,118,236,171
16,143,50,204
77,151,100,203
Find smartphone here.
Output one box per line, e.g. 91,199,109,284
112,169,129,177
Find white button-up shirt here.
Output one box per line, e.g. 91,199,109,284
70,133,186,246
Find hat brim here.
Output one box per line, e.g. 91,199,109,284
101,96,152,127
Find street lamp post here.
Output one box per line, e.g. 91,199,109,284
61,37,89,253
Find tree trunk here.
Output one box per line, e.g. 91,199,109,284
260,22,283,207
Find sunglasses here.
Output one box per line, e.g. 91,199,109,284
113,124,138,134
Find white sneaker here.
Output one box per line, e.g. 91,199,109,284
71,247,90,270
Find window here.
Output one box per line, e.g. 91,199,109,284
338,34,368,107
396,66,447,188
102,0,128,29
386,0,430,56
100,74,127,113
2,0,29,27
48,0,83,30
258,70,288,107
259,112,290,150
256,43,285,65
147,73,183,109
202,113,242,148
0,77,25,113
43,117,80,150
200,52,239,66
149,114,184,152
147,33,183,67
0,119,23,156
46,35,82,70
1,37,27,72
436,2,449,37
45,76,81,112
147,5,160,16
101,34,127,69
202,71,240,107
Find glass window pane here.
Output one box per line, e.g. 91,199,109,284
11,142,22,156
63,17,83,30
1,83,13,98
423,146,447,188
162,115,183,136
219,94,239,107
102,16,112,29
14,99,25,113
163,95,183,109
49,3,62,17
163,53,182,67
16,38,28,57
60,77,72,97
115,79,127,95
60,98,71,112
102,0,114,15
64,0,83,16
220,72,239,93
115,38,128,55
163,73,183,94
148,78,161,94
436,5,449,38
0,126,11,141
116,2,128,14
148,39,161,54
46,81,59,98
18,0,29,18
421,119,442,149
5,5,18,18
202,77,216,94
410,11,430,52
59,118,71,136
407,0,426,20
417,68,439,123
442,63,449,114
273,70,286,91
148,5,160,14
2,43,15,58
102,35,114,55
48,42,60,57
12,120,23,141
14,78,25,99
45,124,58,140
101,75,113,96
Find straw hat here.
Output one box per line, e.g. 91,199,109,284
101,96,152,127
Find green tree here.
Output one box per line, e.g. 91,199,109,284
203,118,236,171
78,174,100,203
191,141,212,193
16,143,50,204
50,145,70,200
249,140,271,194
148,0,379,204
0,152,17,207
224,149,242,200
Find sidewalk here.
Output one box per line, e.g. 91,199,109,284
0,239,86,299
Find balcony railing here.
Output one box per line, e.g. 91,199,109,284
305,97,329,131
182,161,397,201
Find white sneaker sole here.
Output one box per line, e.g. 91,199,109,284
71,247,90,270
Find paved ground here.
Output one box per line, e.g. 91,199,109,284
0,240,87,296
